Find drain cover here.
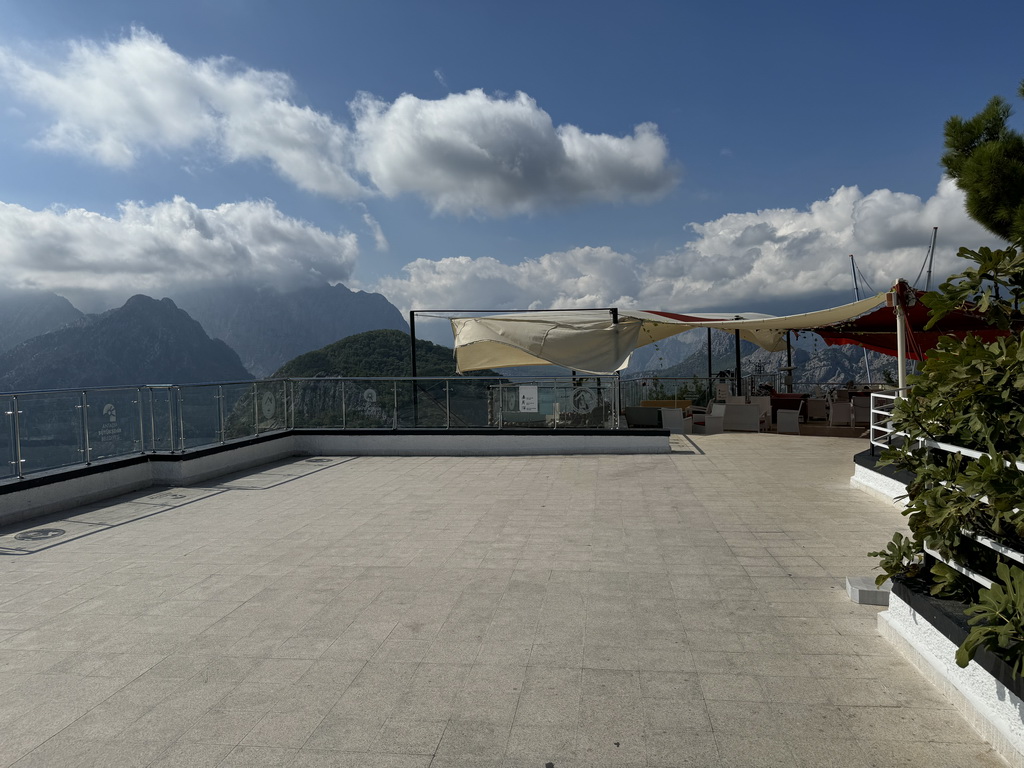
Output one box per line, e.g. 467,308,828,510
152,492,186,499
15,528,65,541
305,458,332,463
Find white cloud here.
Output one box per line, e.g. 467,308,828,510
360,207,389,252
352,90,677,215
0,29,677,216
0,195,358,311
376,178,1002,315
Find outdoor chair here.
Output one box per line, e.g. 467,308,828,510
624,406,662,429
723,403,761,432
693,403,725,434
749,396,771,431
829,402,854,427
659,407,691,434
777,402,803,434
807,398,828,421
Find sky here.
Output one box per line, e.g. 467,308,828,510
0,0,1020,344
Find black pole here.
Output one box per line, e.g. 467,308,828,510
706,328,712,399
734,329,742,398
786,332,793,394
409,311,418,425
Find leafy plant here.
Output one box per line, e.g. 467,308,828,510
957,562,1024,676
867,532,923,587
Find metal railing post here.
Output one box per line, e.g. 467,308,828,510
446,380,451,429
218,385,226,444
498,381,503,429
176,387,186,452
80,390,92,465
136,388,145,454
252,383,260,436
341,380,347,429
7,396,24,479
393,381,398,429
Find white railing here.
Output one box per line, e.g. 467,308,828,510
870,394,1024,590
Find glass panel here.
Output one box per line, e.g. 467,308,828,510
0,396,15,479
445,377,497,428
255,380,287,432
551,378,616,428
15,391,85,474
222,383,256,440
86,388,143,461
342,379,394,429
291,379,344,428
179,385,221,449
142,387,176,452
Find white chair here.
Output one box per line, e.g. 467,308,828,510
806,398,828,421
659,408,691,435
777,402,803,434
829,402,854,427
723,404,761,432
725,395,746,405
749,396,771,431
694,403,725,434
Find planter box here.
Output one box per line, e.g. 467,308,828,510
880,578,1024,767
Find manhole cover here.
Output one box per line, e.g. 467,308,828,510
305,458,332,464
15,528,65,541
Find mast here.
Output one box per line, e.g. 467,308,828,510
924,226,938,292
849,255,873,386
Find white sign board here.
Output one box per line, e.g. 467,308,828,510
518,386,539,413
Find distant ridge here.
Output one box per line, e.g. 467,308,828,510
176,282,409,378
273,328,464,378
0,294,253,392
0,288,84,353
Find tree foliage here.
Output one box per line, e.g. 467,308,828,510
941,80,1024,243
874,80,1024,675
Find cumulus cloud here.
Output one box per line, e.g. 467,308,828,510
0,196,358,311
352,90,676,215
0,28,677,216
377,178,1003,316
360,207,389,252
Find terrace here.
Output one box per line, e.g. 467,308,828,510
0,419,1008,766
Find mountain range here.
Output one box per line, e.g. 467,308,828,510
0,295,252,391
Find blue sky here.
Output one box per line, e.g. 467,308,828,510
0,0,1018,342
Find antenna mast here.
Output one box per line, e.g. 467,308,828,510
924,226,938,292
849,255,872,386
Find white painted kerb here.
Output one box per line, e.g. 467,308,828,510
880,591,1024,768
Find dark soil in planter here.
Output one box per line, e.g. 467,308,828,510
892,576,1024,698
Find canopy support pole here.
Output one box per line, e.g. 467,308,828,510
786,332,793,393
734,330,742,398
894,291,908,395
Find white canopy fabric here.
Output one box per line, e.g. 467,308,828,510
450,293,889,375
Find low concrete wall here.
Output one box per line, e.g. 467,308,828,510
0,429,669,525
295,431,669,456
880,591,1024,768
850,462,908,507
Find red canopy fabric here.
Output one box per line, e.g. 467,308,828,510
814,289,1009,360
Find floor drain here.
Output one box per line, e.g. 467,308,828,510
153,493,186,499
305,458,332,463
15,528,65,541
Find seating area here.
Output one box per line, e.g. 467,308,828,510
628,387,877,437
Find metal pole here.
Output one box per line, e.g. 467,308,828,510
895,293,908,394
925,226,938,292
81,390,91,465
410,311,419,427
445,380,451,429
706,328,712,401
176,387,185,452
850,255,872,385
252,383,259,436
8,396,23,479
734,329,742,398
136,388,144,454
786,332,793,393
218,385,225,444
393,380,398,429
341,380,347,429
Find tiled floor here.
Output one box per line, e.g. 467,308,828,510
0,435,1008,767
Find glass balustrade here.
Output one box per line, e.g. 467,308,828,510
0,374,637,482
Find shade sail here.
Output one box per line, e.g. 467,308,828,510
450,296,887,374
449,289,1014,374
